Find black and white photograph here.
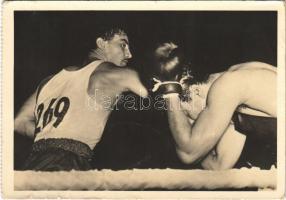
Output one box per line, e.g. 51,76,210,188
2,1,285,199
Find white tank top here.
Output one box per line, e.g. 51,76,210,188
34,60,106,149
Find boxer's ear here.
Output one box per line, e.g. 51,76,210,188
96,38,106,49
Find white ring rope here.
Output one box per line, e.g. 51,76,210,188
14,167,276,190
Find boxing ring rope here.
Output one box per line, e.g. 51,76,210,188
14,167,276,190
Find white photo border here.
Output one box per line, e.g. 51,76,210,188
2,1,285,199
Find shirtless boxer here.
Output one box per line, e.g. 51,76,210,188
14,27,148,171
152,42,277,170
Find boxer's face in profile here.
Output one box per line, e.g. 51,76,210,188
105,34,132,67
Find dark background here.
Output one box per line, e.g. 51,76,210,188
14,11,277,170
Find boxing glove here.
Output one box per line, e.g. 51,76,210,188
151,42,192,98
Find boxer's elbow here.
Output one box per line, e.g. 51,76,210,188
14,117,33,137
176,148,202,164
14,117,24,133
176,136,215,165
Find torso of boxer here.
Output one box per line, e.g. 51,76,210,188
166,61,277,167
15,32,148,150
15,30,149,171
181,62,276,169
187,61,276,120
229,64,276,118
34,60,108,149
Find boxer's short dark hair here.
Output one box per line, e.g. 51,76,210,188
99,27,127,41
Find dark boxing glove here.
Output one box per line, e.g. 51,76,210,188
151,42,192,98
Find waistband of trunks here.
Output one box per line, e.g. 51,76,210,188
32,138,93,159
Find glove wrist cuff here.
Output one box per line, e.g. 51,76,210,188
157,82,183,96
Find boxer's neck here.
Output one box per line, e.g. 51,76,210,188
195,72,222,98
89,48,108,62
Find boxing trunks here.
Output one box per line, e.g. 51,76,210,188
22,138,93,171
232,111,277,169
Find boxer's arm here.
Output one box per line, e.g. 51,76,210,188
201,124,246,170
167,72,244,164
88,62,148,98
14,92,37,138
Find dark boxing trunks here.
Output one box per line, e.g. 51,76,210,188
22,138,93,171
232,112,277,169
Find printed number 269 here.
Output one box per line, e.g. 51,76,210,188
35,97,70,134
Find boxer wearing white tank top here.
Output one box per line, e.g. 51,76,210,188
14,28,148,171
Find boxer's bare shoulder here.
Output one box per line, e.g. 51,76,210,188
208,71,247,105
65,66,80,71
210,65,277,117
87,62,118,96
93,62,135,80
228,61,277,73
87,62,147,98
